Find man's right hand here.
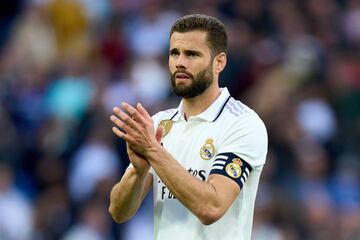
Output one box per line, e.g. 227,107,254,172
109,141,153,224
126,142,150,175
125,122,164,175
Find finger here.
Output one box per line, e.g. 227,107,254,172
113,107,141,129
121,102,147,124
137,103,152,121
112,126,126,139
110,115,137,136
112,126,136,143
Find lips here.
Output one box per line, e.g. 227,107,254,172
175,73,190,78
174,71,193,79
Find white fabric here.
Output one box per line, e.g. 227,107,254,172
150,88,268,240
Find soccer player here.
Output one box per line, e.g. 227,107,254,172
109,14,268,240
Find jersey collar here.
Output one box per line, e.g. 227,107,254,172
172,88,231,122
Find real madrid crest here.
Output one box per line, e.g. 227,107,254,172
225,158,243,178
159,119,173,138
200,138,216,160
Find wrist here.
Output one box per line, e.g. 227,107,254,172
144,142,163,162
129,166,149,178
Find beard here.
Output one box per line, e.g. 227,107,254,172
171,63,214,99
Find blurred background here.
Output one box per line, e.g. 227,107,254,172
0,0,359,239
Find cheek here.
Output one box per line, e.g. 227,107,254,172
195,63,210,74
168,60,176,72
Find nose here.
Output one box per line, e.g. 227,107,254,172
175,54,187,69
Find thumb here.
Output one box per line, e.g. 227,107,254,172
155,126,164,143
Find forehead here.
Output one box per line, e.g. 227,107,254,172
170,31,210,53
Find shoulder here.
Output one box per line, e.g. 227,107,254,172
220,98,265,129
221,97,253,119
218,98,268,166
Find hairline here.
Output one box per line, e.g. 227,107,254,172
169,30,222,59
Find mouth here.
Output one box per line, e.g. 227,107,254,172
173,71,193,85
175,72,191,79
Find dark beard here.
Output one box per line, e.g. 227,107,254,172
171,63,214,99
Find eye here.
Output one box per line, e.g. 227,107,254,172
186,51,198,57
170,49,179,56
184,50,201,58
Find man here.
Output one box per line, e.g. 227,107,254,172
109,14,268,240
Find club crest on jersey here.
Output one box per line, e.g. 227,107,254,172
225,158,243,178
159,119,173,138
200,138,215,160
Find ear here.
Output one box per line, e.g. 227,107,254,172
213,52,227,74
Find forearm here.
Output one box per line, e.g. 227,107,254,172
109,168,151,223
110,102,238,224
146,145,221,224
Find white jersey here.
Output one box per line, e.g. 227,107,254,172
151,88,268,240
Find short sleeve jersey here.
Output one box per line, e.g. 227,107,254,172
150,88,268,240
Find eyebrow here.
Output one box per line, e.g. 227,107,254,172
184,50,202,56
169,48,179,54
169,48,203,56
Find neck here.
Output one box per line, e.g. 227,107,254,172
182,84,221,119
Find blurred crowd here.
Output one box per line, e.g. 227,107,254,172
0,0,359,239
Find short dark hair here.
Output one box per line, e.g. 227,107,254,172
170,14,227,57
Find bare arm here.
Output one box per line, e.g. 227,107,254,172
108,137,153,223
145,145,240,225
111,103,240,225
109,168,152,223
